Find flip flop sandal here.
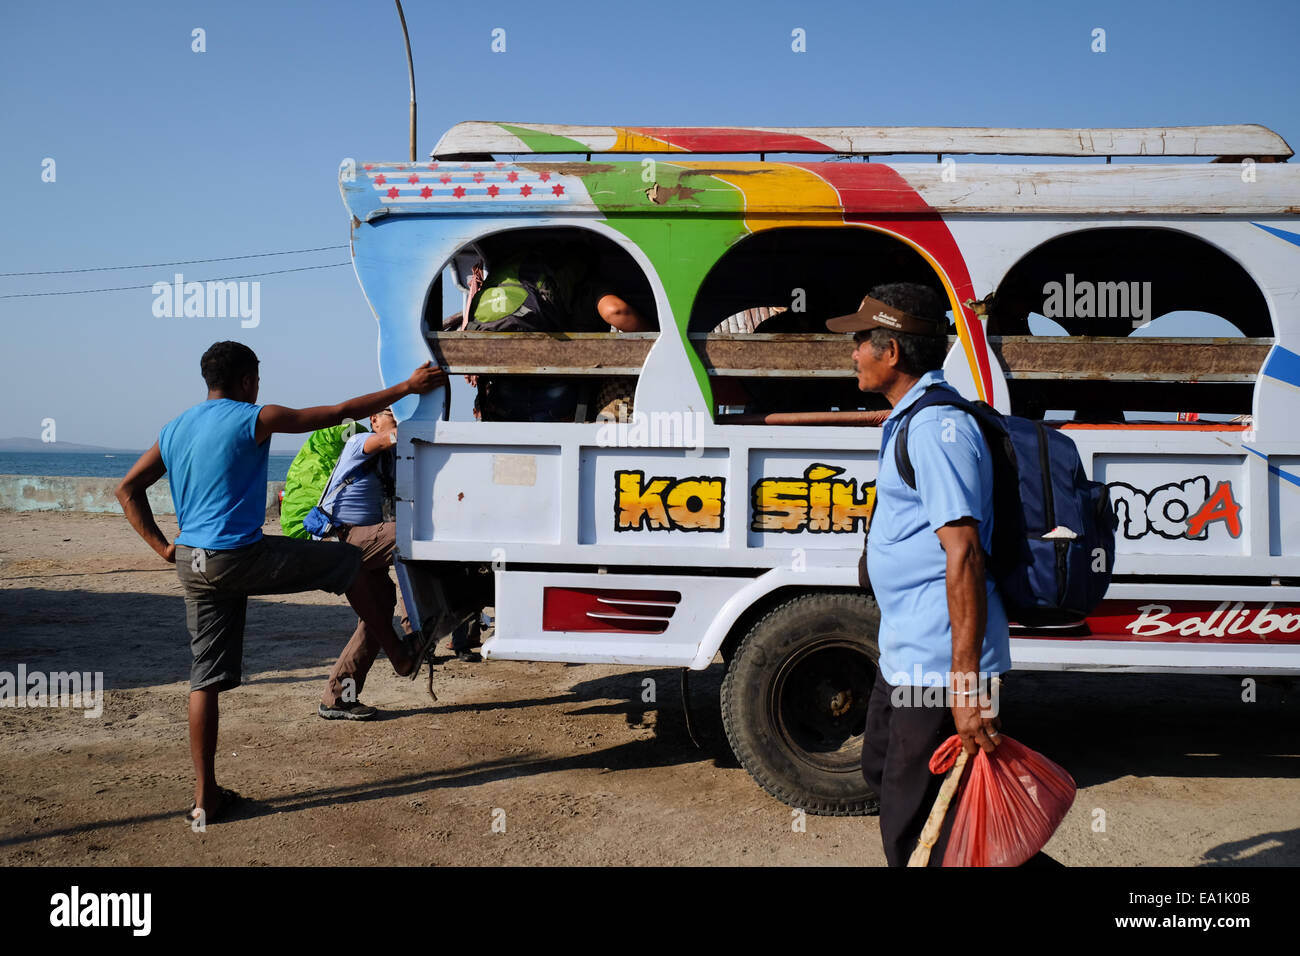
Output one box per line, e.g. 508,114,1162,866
184,786,242,826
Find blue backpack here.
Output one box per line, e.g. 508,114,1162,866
301,448,382,540
889,385,1118,627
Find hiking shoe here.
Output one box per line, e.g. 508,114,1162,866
318,701,378,721
454,649,482,663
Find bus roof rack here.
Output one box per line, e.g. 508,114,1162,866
431,122,1293,161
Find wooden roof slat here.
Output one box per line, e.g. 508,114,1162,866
433,122,1293,159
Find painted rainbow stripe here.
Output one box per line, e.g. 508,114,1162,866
685,159,993,403
355,121,1001,407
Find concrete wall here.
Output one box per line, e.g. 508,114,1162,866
0,475,285,518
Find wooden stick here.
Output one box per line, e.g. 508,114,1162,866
907,748,970,867
714,409,890,426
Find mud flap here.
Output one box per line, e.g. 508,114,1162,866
395,559,477,646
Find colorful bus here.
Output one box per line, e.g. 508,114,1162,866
341,123,1300,815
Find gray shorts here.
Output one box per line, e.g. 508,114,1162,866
175,535,363,692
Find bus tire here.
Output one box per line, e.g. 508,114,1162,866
720,591,881,817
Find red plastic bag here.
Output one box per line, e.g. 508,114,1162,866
928,734,1077,867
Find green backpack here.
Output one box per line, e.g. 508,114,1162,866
279,422,368,539
466,249,587,332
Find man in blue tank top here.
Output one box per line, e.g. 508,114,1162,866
116,341,446,825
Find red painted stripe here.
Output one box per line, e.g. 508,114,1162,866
1016,600,1300,644
785,162,935,213
789,163,993,402
1059,423,1251,431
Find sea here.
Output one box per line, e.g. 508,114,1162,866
0,452,298,482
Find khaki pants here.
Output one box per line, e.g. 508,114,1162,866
321,521,412,707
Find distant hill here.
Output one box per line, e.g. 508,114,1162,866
0,437,302,454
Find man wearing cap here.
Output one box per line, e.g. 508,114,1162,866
826,282,1010,866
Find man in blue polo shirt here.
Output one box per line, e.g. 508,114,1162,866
826,283,1010,867
116,341,445,825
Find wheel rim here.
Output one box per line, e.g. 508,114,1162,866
771,638,877,774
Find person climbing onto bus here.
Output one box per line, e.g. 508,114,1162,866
317,408,415,718
115,341,446,824
826,283,1010,866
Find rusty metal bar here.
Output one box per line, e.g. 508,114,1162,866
715,410,890,426
989,336,1272,382
425,332,1271,382
426,331,655,376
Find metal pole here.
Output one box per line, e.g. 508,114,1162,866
395,0,416,162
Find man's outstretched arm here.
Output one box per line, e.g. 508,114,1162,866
115,442,174,563
254,362,445,445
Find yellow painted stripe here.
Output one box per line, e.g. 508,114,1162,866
688,163,841,232
613,129,685,153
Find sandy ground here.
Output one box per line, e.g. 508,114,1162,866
0,510,1296,867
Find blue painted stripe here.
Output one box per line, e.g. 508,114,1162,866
1245,446,1300,489
1252,222,1300,247
1275,467,1300,490
1263,345,1300,389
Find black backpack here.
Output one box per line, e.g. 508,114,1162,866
861,385,1118,627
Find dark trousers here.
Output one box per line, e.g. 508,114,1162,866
176,535,361,693
450,614,482,653
861,669,958,867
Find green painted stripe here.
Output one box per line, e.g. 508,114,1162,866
574,162,749,406
498,123,591,153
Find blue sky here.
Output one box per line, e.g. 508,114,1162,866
2,0,1297,450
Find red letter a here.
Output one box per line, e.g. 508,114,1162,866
1186,481,1242,538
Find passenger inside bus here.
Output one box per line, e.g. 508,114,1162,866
686,228,954,424
456,240,653,334
704,301,951,425
441,233,656,422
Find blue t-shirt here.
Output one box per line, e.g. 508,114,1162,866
329,432,387,526
159,399,269,550
867,370,1011,686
